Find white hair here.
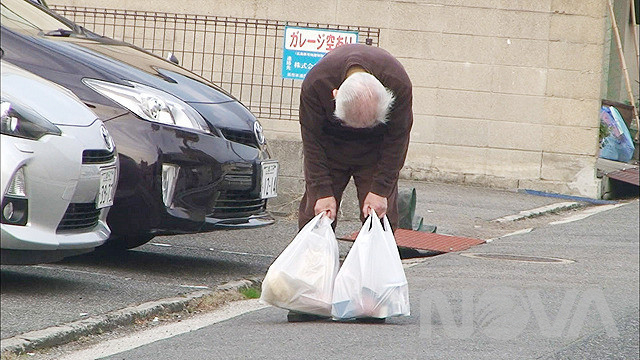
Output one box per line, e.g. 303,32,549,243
334,72,395,128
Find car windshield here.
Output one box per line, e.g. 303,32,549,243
0,0,73,33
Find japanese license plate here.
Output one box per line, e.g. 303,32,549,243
260,161,278,199
96,167,116,209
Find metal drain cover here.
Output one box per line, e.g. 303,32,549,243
461,253,575,264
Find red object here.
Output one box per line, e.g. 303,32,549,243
607,167,639,186
340,229,485,253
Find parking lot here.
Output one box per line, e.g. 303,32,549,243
1,180,575,342
2,183,638,359
0,217,294,340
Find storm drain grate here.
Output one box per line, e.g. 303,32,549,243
461,253,575,264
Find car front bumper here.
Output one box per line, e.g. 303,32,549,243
1,121,117,254
103,114,275,237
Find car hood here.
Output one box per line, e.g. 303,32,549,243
1,61,99,126
190,101,258,134
3,28,235,104
1,27,252,130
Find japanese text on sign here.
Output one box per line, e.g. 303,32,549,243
285,28,357,52
282,27,358,80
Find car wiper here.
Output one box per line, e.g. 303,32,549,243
44,28,73,37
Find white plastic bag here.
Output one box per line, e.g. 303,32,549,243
260,213,339,316
331,211,410,319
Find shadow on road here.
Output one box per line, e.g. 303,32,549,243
55,246,270,282
0,269,94,295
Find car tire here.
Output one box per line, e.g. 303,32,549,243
98,234,155,251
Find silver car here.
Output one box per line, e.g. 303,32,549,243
1,61,119,264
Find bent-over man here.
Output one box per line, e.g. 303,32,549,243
298,43,413,231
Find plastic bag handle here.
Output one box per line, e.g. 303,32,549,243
367,209,393,232
382,215,393,233
302,212,326,232
365,209,393,233
360,210,376,234
368,209,386,234
316,212,334,229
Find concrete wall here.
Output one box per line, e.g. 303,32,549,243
53,0,621,200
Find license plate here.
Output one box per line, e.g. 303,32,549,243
96,167,116,209
260,161,278,199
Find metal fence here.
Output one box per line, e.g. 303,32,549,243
50,5,380,121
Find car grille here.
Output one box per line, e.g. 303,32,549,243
82,149,115,164
211,190,266,218
219,163,254,191
220,129,258,148
57,203,100,231
221,173,253,190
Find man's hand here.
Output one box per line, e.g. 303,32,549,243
314,196,337,221
362,192,387,219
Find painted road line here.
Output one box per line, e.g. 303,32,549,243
215,249,275,258
149,242,173,247
486,228,534,242
549,203,626,225
149,242,276,259
32,265,129,281
178,284,210,289
492,202,579,223
57,299,269,360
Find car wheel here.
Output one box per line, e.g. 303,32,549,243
98,234,155,251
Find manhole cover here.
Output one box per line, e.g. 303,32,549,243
461,253,575,264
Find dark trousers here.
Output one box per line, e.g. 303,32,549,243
298,161,399,230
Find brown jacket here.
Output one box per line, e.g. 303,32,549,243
299,43,413,199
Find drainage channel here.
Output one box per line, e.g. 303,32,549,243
460,253,575,264
399,247,443,259
340,229,485,260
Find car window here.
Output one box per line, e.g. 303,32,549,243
1,0,72,33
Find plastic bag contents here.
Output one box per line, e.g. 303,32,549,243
260,213,339,316
332,211,410,320
599,106,635,163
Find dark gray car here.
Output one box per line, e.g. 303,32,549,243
1,0,278,250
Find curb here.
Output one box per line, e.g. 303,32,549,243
0,277,263,356
491,201,584,223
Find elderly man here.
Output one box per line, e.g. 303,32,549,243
298,43,413,231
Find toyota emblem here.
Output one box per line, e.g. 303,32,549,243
100,125,115,152
254,121,266,145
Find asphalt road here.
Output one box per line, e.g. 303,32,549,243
83,198,640,360
2,180,635,358
0,181,565,340
0,213,365,340
0,218,291,339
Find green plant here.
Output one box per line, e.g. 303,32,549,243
599,122,611,148
240,287,261,299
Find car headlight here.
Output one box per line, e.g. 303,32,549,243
1,99,61,140
83,79,211,134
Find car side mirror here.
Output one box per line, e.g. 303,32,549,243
166,52,179,65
